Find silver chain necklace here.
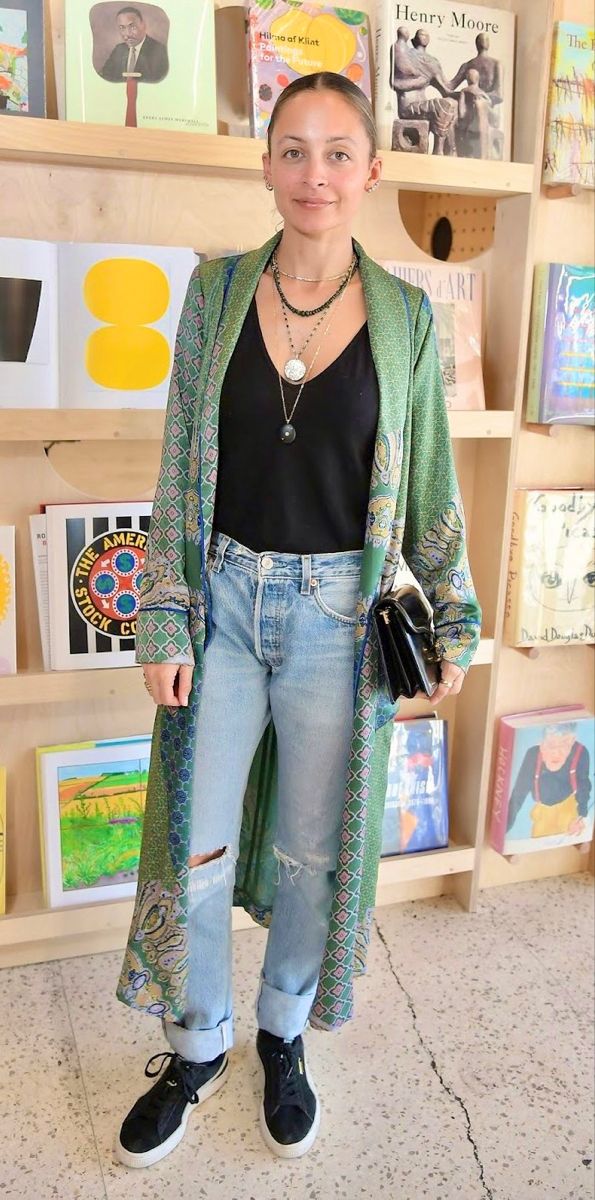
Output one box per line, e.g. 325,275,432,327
276,282,351,444
272,252,357,382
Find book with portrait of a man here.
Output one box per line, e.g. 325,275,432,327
375,0,515,160
65,0,216,132
490,707,594,855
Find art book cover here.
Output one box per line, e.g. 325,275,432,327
504,488,595,649
46,502,152,670
0,238,199,409
0,765,5,915
490,708,594,855
526,263,594,427
543,22,595,190
379,259,484,409
64,0,216,132
0,526,16,676
36,738,151,907
29,513,50,670
247,1,372,138
381,717,448,855
0,0,46,116
375,0,515,159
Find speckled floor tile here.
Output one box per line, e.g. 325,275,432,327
0,960,107,1199
60,921,484,1200
7,872,593,1200
374,872,595,1200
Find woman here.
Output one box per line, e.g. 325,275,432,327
115,71,482,1169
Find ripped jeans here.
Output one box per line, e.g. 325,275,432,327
164,530,362,1064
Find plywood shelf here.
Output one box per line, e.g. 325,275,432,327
0,117,534,196
0,667,149,707
0,409,514,443
0,847,473,967
0,640,494,708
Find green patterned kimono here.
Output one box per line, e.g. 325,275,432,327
116,232,482,1031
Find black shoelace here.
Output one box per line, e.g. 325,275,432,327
144,1051,202,1107
269,1042,307,1113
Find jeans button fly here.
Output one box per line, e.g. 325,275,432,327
261,556,273,570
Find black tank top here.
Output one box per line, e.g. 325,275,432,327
212,294,379,553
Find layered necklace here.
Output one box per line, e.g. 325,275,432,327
270,248,357,383
270,249,358,444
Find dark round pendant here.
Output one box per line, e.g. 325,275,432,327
280,423,296,444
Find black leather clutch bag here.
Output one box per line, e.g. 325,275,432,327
372,585,441,701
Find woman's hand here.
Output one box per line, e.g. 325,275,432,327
431,659,466,706
142,663,194,707
410,659,466,706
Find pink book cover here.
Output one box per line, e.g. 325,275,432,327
379,260,485,411
490,707,593,854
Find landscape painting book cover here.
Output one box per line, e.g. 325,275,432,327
37,740,151,907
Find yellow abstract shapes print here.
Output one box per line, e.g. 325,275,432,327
84,258,171,391
0,554,11,624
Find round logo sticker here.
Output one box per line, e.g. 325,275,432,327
70,529,147,638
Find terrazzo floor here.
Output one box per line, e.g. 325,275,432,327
1,873,593,1200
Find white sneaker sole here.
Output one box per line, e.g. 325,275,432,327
115,1053,230,1170
258,1047,321,1159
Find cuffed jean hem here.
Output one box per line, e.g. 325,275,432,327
162,1013,234,1064
255,972,316,1040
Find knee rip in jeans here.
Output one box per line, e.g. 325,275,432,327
187,846,237,898
272,844,331,886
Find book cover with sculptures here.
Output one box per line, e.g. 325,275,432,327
247,0,372,139
375,1,515,160
65,0,216,132
504,488,595,649
543,21,595,190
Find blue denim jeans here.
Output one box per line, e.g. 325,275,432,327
164,530,363,1063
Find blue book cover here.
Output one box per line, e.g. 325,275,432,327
539,263,595,425
381,718,449,856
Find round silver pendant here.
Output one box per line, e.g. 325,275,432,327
284,356,306,383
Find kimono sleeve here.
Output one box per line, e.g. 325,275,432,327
401,293,482,674
135,266,204,665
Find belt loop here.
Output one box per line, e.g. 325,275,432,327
301,553,312,595
213,533,231,573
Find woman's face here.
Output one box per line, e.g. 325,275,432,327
263,89,381,237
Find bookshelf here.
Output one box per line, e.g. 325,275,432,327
0,0,593,968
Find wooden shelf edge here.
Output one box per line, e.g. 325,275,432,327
377,845,475,889
0,117,534,196
0,409,513,442
1,639,494,705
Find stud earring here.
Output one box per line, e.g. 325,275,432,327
264,180,274,191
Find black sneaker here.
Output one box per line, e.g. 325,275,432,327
256,1029,320,1158
116,1049,229,1169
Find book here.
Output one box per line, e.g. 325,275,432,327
0,238,200,409
64,0,216,132
0,765,5,915
381,716,448,855
543,22,595,190
504,488,595,648
375,1,515,160
0,525,16,676
46,502,152,670
36,738,151,907
379,260,484,410
490,708,594,855
525,263,594,427
246,0,372,138
0,0,46,117
29,513,50,670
